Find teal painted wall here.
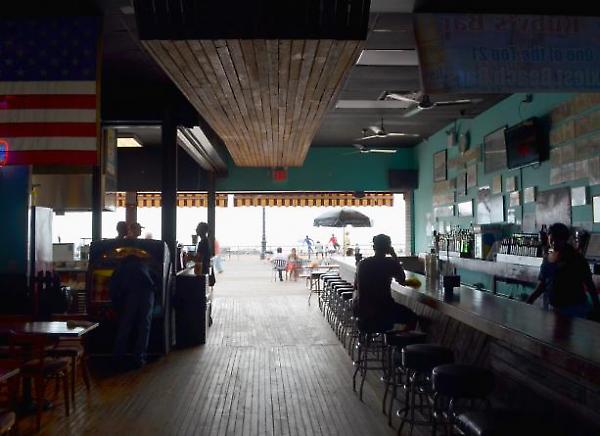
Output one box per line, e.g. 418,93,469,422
414,93,579,253
414,92,600,291
0,166,30,274
216,147,417,192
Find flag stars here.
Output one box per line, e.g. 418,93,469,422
4,59,13,66
61,68,69,76
16,69,24,77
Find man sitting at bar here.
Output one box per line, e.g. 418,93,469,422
527,223,600,318
354,234,417,330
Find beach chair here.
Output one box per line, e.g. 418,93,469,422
272,258,288,281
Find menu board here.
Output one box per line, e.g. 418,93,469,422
535,187,571,227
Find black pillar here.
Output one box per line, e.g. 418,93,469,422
91,165,102,241
161,108,178,264
207,172,216,254
261,206,266,260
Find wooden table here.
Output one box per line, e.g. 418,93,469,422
0,321,99,337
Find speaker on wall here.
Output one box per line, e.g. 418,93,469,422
388,169,418,191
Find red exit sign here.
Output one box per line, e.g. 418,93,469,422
272,167,287,182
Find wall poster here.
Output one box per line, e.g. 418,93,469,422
536,187,572,227
484,126,506,174
433,150,447,182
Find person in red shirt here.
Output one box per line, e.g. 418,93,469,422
329,234,340,253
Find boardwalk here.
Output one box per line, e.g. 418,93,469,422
32,257,394,436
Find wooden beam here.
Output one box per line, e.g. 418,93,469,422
142,39,362,167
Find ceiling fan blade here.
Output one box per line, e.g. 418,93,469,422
355,134,380,141
434,98,483,106
385,93,419,103
403,105,426,118
369,149,397,154
384,132,420,137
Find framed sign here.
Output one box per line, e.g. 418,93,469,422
505,176,517,192
536,187,571,227
458,200,474,217
571,186,587,206
466,164,477,189
594,196,600,223
483,126,507,174
433,150,447,182
492,175,502,194
524,187,536,203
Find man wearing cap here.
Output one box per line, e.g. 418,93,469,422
128,222,144,239
354,234,417,330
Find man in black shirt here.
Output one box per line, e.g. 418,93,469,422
354,234,417,330
527,223,600,318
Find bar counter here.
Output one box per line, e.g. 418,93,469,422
336,257,600,431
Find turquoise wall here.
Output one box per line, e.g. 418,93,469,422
414,92,600,291
0,166,30,274
217,147,417,192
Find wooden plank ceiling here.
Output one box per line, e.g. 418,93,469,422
142,39,363,167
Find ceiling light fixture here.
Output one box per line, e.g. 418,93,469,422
117,137,143,148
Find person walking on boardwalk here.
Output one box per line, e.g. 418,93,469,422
304,235,314,259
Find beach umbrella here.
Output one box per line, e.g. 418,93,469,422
313,208,372,227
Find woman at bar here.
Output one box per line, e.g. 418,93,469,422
527,223,600,318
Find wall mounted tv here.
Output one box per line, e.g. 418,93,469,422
504,117,546,169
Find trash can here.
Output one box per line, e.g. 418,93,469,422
174,268,209,347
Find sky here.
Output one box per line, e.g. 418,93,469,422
52,194,406,256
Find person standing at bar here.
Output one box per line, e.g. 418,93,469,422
193,222,211,276
110,255,157,369
354,234,418,330
527,223,600,318
116,221,128,239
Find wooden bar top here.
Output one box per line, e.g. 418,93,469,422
336,257,600,370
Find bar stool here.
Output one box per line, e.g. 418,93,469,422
431,364,495,435
352,319,390,401
397,344,454,436
381,330,428,426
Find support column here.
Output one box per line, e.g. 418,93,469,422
207,172,216,254
91,165,102,241
161,108,178,264
404,191,414,255
260,206,266,260
125,191,137,225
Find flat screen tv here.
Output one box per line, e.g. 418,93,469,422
505,118,545,169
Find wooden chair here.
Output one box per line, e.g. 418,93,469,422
48,338,91,404
0,410,15,435
9,333,70,431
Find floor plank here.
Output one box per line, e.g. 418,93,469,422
26,256,395,436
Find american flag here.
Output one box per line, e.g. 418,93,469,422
0,17,99,165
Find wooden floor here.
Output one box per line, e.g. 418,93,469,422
28,257,395,436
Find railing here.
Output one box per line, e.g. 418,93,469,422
197,244,407,259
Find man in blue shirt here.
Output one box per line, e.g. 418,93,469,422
110,255,157,368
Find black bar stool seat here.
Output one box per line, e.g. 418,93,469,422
381,330,428,425
432,364,495,399
456,410,555,436
402,344,454,371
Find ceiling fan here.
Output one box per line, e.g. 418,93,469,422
382,92,483,118
355,119,420,141
350,143,397,154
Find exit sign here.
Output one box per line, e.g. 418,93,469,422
272,167,287,182
0,139,8,167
